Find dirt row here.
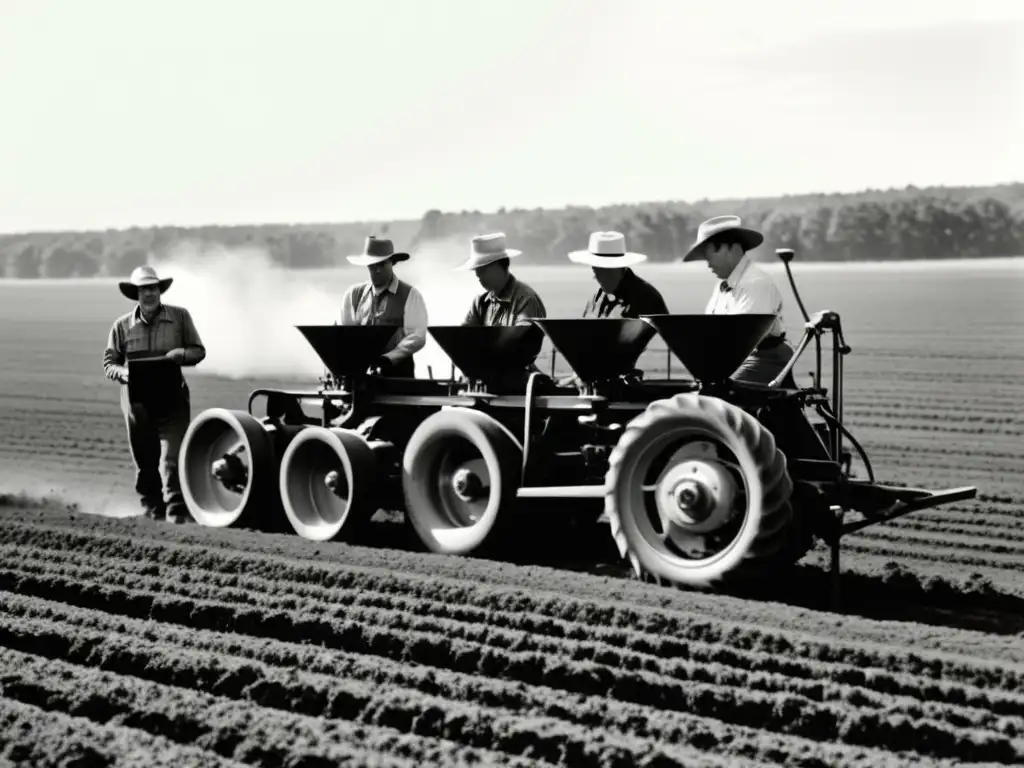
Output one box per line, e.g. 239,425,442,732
5,509,1024,652
1,507,1022,766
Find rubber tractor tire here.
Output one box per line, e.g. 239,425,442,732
277,426,379,542
179,408,301,532
402,408,522,557
604,392,795,589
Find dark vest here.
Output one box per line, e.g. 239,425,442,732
352,279,414,376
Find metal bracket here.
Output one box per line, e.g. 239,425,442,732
821,484,977,612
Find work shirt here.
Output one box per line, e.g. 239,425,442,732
705,254,787,339
340,273,428,364
582,268,669,319
463,273,547,327
103,303,206,386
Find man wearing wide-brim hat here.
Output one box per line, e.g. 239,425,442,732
453,232,548,391
553,231,670,389
682,215,796,386
457,232,547,327
102,265,207,523
569,231,669,319
339,235,428,377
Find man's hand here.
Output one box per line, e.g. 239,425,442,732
166,348,186,365
555,373,581,389
369,356,394,376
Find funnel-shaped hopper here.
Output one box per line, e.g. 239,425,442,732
642,314,777,383
427,325,544,381
296,325,398,379
532,318,656,382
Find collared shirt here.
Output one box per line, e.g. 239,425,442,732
463,273,547,327
582,268,669,319
103,303,206,385
705,254,786,338
340,273,428,362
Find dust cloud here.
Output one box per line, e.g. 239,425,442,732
151,238,481,381
1,475,140,519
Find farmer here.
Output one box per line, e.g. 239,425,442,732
570,231,669,319
102,265,206,523
682,215,796,386
339,235,428,376
456,232,547,390
554,231,669,388
458,232,547,327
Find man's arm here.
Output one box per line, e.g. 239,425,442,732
512,291,546,326
171,308,207,366
340,285,359,326
383,286,428,363
102,319,128,385
462,295,483,326
731,276,781,315
165,308,207,366
642,285,669,316
704,287,720,314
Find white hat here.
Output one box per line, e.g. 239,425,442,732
682,216,763,262
346,236,410,267
454,232,522,271
568,231,647,268
119,265,173,300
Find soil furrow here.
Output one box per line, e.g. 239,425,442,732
0,593,952,768
5,549,1024,719
0,696,245,768
0,646,546,768
0,615,812,768
3,514,1022,672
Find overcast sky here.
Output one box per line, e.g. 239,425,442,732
1,0,1022,232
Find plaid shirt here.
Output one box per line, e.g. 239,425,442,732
103,303,206,385
463,273,547,327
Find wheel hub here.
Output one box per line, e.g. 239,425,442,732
324,469,343,496
451,468,484,501
673,479,709,519
211,454,247,493
656,458,738,533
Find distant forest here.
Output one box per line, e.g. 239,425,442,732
2,182,1022,278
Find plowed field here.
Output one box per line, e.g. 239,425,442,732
1,261,1023,766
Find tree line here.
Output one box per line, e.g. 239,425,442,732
2,182,1022,278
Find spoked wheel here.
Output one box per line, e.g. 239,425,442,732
605,392,794,588
179,408,283,530
402,408,522,555
278,426,378,541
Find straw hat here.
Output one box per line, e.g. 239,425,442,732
568,231,647,268
119,265,173,301
682,216,764,262
347,236,410,266
454,232,522,271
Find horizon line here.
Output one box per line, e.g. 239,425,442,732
1,178,1021,239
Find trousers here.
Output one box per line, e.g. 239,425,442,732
121,386,191,518
733,340,797,387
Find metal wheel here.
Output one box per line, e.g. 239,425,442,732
402,408,522,555
179,408,282,529
605,392,794,588
278,426,378,541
